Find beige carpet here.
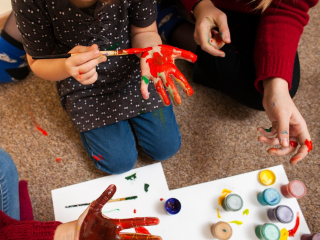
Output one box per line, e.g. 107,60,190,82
0,4,319,233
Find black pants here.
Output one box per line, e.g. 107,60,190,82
193,10,300,111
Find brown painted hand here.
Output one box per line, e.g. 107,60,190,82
75,184,162,240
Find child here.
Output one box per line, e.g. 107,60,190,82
12,0,195,174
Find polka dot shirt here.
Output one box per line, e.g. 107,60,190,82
12,0,163,132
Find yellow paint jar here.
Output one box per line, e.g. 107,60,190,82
259,170,276,186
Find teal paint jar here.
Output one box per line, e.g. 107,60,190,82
257,188,281,206
255,223,280,240
221,194,243,212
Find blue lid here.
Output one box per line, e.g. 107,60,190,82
165,198,181,215
263,188,281,206
276,205,294,223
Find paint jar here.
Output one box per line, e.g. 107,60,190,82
211,221,233,240
259,170,276,186
164,198,181,215
255,223,280,240
301,233,320,240
281,180,306,199
257,188,281,206
267,205,294,224
221,193,243,212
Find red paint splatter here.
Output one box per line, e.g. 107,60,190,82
78,71,82,80
135,227,150,234
134,209,136,214
160,198,164,201
29,105,48,136
36,126,48,136
288,212,300,237
92,155,100,161
56,158,61,162
305,139,313,152
290,141,298,148
98,155,104,160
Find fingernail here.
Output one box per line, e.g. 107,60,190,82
99,56,106,61
281,138,289,147
94,50,100,55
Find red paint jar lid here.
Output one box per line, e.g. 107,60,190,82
288,180,306,198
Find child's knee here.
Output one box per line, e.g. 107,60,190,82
151,137,181,161
93,152,137,175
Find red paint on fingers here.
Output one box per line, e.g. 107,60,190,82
290,141,298,148
155,80,170,106
135,227,150,234
305,139,313,152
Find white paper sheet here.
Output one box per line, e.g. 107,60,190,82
135,165,310,240
52,163,169,223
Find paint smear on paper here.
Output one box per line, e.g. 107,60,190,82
279,228,289,240
134,209,137,214
217,208,221,218
288,212,300,237
29,105,48,136
125,173,137,181
160,198,164,201
218,189,232,206
243,209,249,215
102,209,119,214
228,221,243,226
144,183,150,192
135,227,150,234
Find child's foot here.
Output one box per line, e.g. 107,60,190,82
0,30,29,83
157,1,187,42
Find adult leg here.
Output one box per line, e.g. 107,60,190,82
80,121,138,175
0,148,20,220
129,104,181,161
0,12,29,83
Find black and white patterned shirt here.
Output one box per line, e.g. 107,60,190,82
12,0,163,132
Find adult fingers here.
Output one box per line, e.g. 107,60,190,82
162,72,181,106
214,11,231,43
89,184,116,212
277,114,290,148
112,217,160,230
257,126,277,137
290,128,312,165
267,136,298,156
119,233,162,240
171,68,193,97
258,136,279,146
208,29,225,50
153,77,170,106
197,24,225,57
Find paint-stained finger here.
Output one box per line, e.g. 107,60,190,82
290,145,309,165
268,145,296,156
161,73,181,106
214,11,231,44
208,30,225,49
169,46,197,63
119,233,162,240
257,127,277,137
78,68,96,82
277,115,290,148
171,68,193,97
113,217,160,230
140,76,150,100
153,77,170,106
140,58,151,100
258,136,279,146
198,26,225,57
89,184,116,211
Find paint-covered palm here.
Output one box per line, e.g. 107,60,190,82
76,184,162,240
140,45,197,106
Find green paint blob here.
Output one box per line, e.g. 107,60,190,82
125,173,137,181
142,76,149,85
144,183,150,192
243,209,249,215
103,209,120,214
107,41,121,50
264,127,272,132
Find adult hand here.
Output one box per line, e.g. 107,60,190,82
140,45,197,106
193,0,231,57
65,44,107,85
257,78,312,165
75,184,162,240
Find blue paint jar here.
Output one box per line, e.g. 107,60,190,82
267,205,294,224
257,188,281,206
164,198,181,215
221,194,243,212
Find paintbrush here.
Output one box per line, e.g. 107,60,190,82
32,47,151,60
65,196,138,208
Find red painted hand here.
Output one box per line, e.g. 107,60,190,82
76,184,162,240
140,45,197,106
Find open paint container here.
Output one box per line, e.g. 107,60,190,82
221,193,243,212
267,205,294,224
255,223,280,240
257,188,281,206
281,180,306,199
164,198,181,215
211,221,233,240
259,170,276,186
301,233,320,240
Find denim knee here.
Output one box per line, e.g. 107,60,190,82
149,135,181,161
0,148,18,177
93,151,138,175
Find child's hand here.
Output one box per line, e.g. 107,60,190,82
64,44,106,85
257,78,312,165
140,45,197,106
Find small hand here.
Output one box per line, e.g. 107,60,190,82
257,78,312,165
75,184,162,240
140,45,197,106
65,44,106,85
193,0,231,57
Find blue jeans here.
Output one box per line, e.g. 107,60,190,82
0,148,20,220
80,104,181,174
